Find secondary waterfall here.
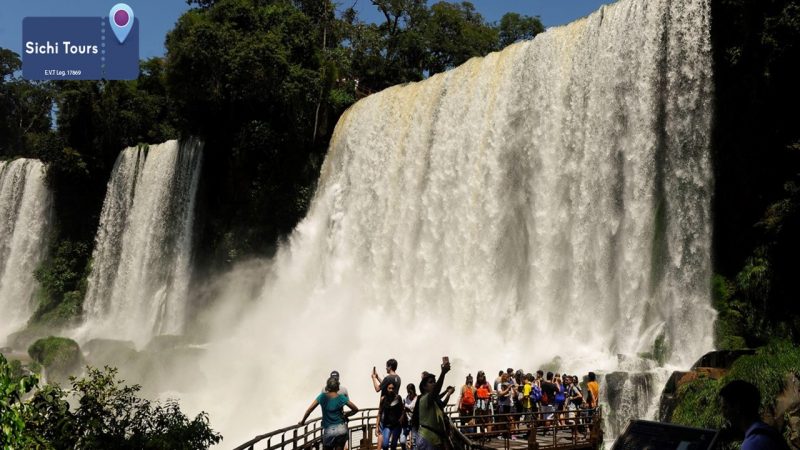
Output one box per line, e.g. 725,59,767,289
81,139,202,347
0,159,52,340
194,0,714,442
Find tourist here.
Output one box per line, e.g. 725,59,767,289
586,372,599,410
321,370,349,397
401,384,417,449
300,377,359,450
457,374,476,432
554,373,566,426
540,372,558,434
377,381,405,450
496,373,516,437
567,375,583,421
474,371,492,414
373,358,402,396
513,370,525,418
719,380,790,450
413,359,451,450
494,370,504,391
530,373,542,414
521,374,534,425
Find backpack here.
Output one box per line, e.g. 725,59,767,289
541,390,550,405
476,384,490,399
531,384,542,403
461,386,475,407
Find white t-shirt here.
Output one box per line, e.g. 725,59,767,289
404,395,417,422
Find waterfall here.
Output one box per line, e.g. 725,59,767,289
193,0,714,442
0,159,52,340
81,139,203,347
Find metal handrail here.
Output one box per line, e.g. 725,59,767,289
445,406,603,449
234,408,380,450
235,405,603,450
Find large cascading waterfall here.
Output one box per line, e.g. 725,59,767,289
80,139,203,347
194,0,714,442
0,159,53,341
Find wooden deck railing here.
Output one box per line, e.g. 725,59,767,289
234,406,602,450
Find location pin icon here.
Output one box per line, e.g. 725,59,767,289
109,3,134,44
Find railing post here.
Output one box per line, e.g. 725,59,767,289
360,425,371,450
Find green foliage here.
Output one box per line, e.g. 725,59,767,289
498,12,545,48
28,337,82,383
0,354,40,449
711,0,800,348
0,49,55,160
725,341,800,408
32,241,91,327
639,332,670,367
425,2,498,74
27,337,80,369
671,376,725,429
1,356,222,449
671,341,800,436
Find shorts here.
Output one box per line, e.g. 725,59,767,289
476,398,490,411
541,404,555,421
323,423,348,449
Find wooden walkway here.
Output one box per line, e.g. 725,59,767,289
235,407,602,450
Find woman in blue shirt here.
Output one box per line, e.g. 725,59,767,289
300,377,360,450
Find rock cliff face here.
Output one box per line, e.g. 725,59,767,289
773,373,800,449
659,349,800,449
659,350,755,422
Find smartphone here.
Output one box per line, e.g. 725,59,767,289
442,356,449,364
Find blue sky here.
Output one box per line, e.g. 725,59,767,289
0,0,612,59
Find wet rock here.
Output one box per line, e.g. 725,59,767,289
691,349,755,370
27,336,83,384
604,371,655,438
83,338,138,368
7,327,54,351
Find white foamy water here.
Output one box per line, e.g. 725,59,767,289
184,0,714,444
79,139,203,347
0,159,52,341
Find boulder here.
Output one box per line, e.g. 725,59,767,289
28,336,83,384
83,339,138,368
604,371,655,437
7,327,54,351
691,349,756,370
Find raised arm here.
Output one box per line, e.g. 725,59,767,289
299,398,320,425
372,366,382,392
432,362,450,398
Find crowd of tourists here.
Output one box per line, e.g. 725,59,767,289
299,358,601,450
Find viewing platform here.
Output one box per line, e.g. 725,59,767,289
235,407,603,450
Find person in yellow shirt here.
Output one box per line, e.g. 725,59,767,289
586,372,599,409
522,375,533,423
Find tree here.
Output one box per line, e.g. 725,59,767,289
498,12,545,48
425,1,498,74
0,354,40,448
0,48,54,158
1,356,222,449
166,0,342,262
